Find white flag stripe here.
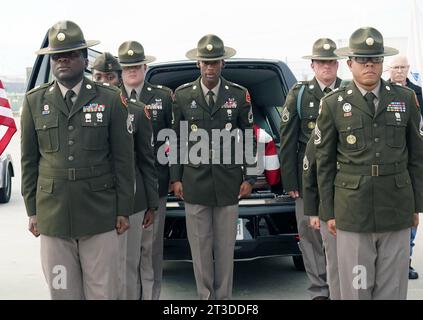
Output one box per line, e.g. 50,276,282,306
0,106,14,118
407,0,423,86
264,154,280,170
0,126,7,137
0,88,7,100
257,128,273,144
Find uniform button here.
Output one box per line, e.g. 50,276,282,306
68,156,74,161
373,123,378,128
375,152,381,157
342,182,346,187
68,125,74,131
42,125,47,130
211,117,214,120
68,140,74,146
347,126,351,130
374,138,380,143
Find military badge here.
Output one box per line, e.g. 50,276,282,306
223,98,237,109
395,112,401,122
387,101,406,112
96,112,103,122
246,91,251,103
314,124,321,145
346,134,357,144
144,106,151,120
303,156,309,171
248,107,253,124
191,124,198,132
127,114,133,134
42,104,50,115
309,102,314,108
281,106,290,123
338,96,343,102
191,101,198,109
227,109,232,117
309,85,315,90
342,103,352,113
225,123,232,131
307,121,315,129
85,113,92,123
343,112,352,117
129,114,135,123
120,93,128,108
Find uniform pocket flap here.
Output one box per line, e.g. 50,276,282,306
38,177,54,193
35,116,59,130
89,175,115,191
338,116,363,132
334,173,361,189
395,172,411,188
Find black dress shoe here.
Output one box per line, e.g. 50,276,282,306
312,296,329,300
409,266,419,280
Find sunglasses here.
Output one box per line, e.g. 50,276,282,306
350,56,384,64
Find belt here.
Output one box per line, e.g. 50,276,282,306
337,162,407,177
39,164,113,181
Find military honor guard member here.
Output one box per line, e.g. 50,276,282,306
171,34,257,300
91,52,159,300
21,21,135,299
280,38,343,300
118,41,172,300
315,27,423,300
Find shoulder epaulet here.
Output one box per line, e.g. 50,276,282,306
228,81,248,92
176,81,195,92
390,82,413,93
26,81,52,95
95,82,120,92
152,84,172,93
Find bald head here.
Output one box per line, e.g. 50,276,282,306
389,55,410,86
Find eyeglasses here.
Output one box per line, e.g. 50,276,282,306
350,56,384,64
390,65,409,71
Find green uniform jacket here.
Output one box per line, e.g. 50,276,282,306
127,100,159,213
302,130,321,219
315,79,423,233
122,82,173,198
21,78,135,238
280,77,342,194
170,77,257,206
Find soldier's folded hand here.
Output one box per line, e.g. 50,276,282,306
116,216,130,235
28,216,40,237
238,181,253,199
143,209,154,229
288,191,300,199
173,181,184,200
327,219,337,236
309,216,320,230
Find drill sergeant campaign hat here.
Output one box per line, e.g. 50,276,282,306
35,20,100,55
92,52,122,72
118,41,156,67
185,34,236,61
302,38,343,60
335,26,399,57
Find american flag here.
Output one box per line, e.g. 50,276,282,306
0,80,17,155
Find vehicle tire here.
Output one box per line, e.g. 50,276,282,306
293,255,305,271
0,165,12,203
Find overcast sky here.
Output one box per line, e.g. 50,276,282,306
0,0,414,78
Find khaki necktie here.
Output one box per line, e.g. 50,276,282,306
207,90,215,109
64,90,75,112
364,92,376,115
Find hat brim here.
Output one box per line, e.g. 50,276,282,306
185,46,236,61
334,46,399,58
119,55,156,66
35,40,100,55
302,54,344,60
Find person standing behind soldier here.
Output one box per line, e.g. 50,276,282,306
316,27,423,300
279,38,344,300
118,41,173,300
91,52,159,299
21,21,135,300
388,55,422,280
171,34,256,300
303,129,340,300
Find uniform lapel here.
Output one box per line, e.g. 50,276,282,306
310,77,324,101
44,81,70,117
69,78,96,118
191,77,210,114
211,78,230,116
375,79,395,119
343,81,374,118
334,77,342,89
140,82,155,104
